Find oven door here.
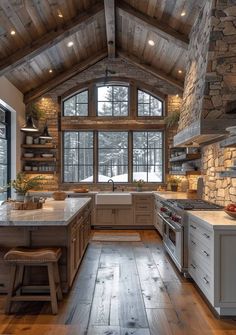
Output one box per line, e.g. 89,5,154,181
158,213,183,271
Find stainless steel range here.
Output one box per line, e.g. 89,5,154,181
158,199,223,274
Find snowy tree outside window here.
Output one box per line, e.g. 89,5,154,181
138,90,163,116
63,90,88,116
97,86,128,116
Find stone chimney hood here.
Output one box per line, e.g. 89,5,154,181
174,0,236,147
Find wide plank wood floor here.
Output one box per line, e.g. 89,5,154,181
1,229,236,334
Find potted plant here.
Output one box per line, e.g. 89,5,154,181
9,173,43,202
133,179,145,192
165,110,180,128
168,176,181,192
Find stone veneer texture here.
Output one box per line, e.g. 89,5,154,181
202,142,236,205
178,0,212,130
178,0,236,131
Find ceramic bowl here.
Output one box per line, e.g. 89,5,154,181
24,153,34,158
41,154,54,158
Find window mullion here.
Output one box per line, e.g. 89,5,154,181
94,131,98,183
128,131,133,183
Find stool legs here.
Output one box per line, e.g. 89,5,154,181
47,263,58,314
5,265,17,314
54,263,63,301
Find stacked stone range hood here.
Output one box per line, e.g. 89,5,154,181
174,0,236,147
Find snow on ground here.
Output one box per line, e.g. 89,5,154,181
81,172,162,182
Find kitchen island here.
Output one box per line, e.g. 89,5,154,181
0,198,92,293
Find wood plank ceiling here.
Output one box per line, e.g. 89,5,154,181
0,0,206,101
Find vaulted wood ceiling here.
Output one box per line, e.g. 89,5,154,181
0,0,206,101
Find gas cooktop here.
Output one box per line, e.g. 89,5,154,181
166,199,223,210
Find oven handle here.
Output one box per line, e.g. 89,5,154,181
158,213,182,232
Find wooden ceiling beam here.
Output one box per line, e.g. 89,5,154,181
117,50,184,91
104,0,116,58
0,2,104,77
24,49,108,104
117,0,189,50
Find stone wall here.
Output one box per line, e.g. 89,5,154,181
202,142,236,205
178,0,236,130
25,58,180,191
178,0,212,130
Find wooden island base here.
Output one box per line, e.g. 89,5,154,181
0,200,91,294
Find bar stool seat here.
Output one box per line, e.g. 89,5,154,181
4,247,63,314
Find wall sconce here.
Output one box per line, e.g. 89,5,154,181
39,121,53,140
21,115,39,132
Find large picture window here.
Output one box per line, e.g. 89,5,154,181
63,131,163,183
0,107,10,202
138,90,163,116
98,132,128,182
63,132,94,182
133,132,163,182
97,85,128,116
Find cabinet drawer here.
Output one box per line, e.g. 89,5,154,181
188,255,213,303
135,214,153,225
189,220,213,247
189,234,213,272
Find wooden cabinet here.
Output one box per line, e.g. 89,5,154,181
133,194,154,226
0,202,91,293
95,205,133,226
188,214,236,316
154,195,164,236
188,217,213,303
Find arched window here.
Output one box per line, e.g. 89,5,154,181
63,89,88,116
138,90,163,116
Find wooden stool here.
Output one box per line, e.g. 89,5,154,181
4,247,63,314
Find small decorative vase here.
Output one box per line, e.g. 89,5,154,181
136,186,142,192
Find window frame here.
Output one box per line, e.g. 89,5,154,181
0,106,11,200
96,84,130,117
62,88,89,117
62,130,164,184
137,88,165,118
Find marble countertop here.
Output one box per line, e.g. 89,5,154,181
0,197,91,226
154,191,188,200
188,210,236,230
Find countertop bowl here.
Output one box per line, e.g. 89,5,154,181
73,188,89,193
224,209,236,219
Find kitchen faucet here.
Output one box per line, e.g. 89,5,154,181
107,178,117,192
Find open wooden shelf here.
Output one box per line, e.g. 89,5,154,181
220,136,236,148
21,144,57,149
23,171,57,174
22,157,57,162
169,153,201,162
219,171,236,178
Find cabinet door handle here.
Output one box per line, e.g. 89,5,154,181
190,224,196,230
190,263,196,269
191,240,196,245
203,233,210,239
203,250,209,257
203,276,209,284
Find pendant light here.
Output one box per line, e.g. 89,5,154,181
39,121,52,140
21,58,39,133
21,115,39,132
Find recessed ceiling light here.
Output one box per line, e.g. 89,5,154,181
49,69,53,73
178,69,183,74
10,30,16,35
42,97,45,101
181,11,186,16
58,11,63,18
67,41,74,47
176,94,179,98
148,39,155,46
